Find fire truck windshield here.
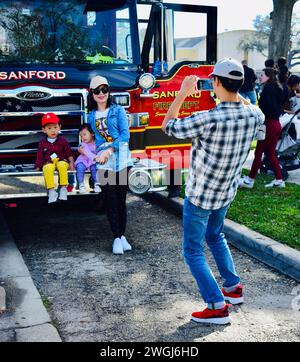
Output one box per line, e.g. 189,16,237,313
0,0,136,65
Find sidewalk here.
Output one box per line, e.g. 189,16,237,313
244,150,300,185
0,152,299,341
1,194,299,342
0,212,61,342
142,150,300,282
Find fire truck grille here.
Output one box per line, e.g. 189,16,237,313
0,96,82,112
0,89,87,166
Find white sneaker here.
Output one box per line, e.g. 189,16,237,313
93,183,102,193
239,176,254,189
79,183,87,194
121,235,132,252
58,186,68,200
265,179,285,188
112,238,124,255
48,189,58,204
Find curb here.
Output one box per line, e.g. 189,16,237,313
0,286,6,312
0,212,62,342
143,192,300,283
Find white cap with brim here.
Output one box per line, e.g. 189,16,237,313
209,58,244,80
90,75,109,89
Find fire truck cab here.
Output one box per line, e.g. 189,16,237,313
0,0,217,199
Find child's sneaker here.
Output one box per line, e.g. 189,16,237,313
58,186,68,201
222,285,244,305
112,238,124,255
121,235,132,252
191,304,231,325
79,183,87,194
265,179,285,188
93,183,102,193
48,189,58,204
239,176,254,189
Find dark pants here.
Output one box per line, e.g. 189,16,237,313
249,119,282,180
98,167,130,239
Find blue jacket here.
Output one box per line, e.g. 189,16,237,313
87,104,132,172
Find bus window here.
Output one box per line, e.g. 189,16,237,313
0,0,135,65
173,11,207,62
137,4,154,64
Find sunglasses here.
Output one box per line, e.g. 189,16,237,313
92,85,109,95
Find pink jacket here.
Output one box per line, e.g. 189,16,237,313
74,142,97,169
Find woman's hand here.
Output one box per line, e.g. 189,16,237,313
95,149,113,164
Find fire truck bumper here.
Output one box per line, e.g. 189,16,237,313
129,158,167,195
0,158,167,200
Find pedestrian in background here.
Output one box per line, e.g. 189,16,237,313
162,58,264,325
265,59,275,68
283,74,300,113
277,57,291,86
240,67,287,189
239,60,257,105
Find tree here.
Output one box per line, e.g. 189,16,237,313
239,1,300,69
268,0,299,60
0,0,91,63
239,15,271,57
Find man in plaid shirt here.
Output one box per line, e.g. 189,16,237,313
162,58,265,325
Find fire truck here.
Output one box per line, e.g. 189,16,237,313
0,0,217,199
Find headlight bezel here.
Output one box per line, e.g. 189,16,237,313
138,73,156,91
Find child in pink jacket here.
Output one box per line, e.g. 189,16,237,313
75,124,101,193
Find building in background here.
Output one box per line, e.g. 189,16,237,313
175,30,266,72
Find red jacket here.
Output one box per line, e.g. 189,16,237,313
35,136,73,169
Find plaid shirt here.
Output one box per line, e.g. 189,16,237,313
165,102,265,210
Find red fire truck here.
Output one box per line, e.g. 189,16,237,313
0,0,217,199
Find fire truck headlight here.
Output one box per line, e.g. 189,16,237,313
139,113,149,126
139,73,156,91
128,169,151,195
111,92,130,107
128,112,149,127
151,170,166,187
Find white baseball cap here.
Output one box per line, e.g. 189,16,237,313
209,58,244,80
90,75,109,89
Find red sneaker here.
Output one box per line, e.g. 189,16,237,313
191,304,231,325
222,285,244,305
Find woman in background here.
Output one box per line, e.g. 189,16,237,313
239,67,287,189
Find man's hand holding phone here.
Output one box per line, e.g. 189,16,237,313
179,75,200,98
197,78,214,91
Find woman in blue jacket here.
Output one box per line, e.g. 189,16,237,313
87,75,133,255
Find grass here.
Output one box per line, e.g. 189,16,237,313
251,140,257,150
41,295,52,311
180,169,300,250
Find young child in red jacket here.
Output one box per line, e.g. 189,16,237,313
35,113,75,203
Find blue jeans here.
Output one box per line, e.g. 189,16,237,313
76,162,97,184
240,90,257,105
183,198,240,309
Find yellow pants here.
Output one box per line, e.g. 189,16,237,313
43,159,69,190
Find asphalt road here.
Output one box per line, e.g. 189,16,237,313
3,194,300,342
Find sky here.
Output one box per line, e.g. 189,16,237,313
165,0,300,35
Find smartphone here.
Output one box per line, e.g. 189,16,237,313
197,78,213,91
